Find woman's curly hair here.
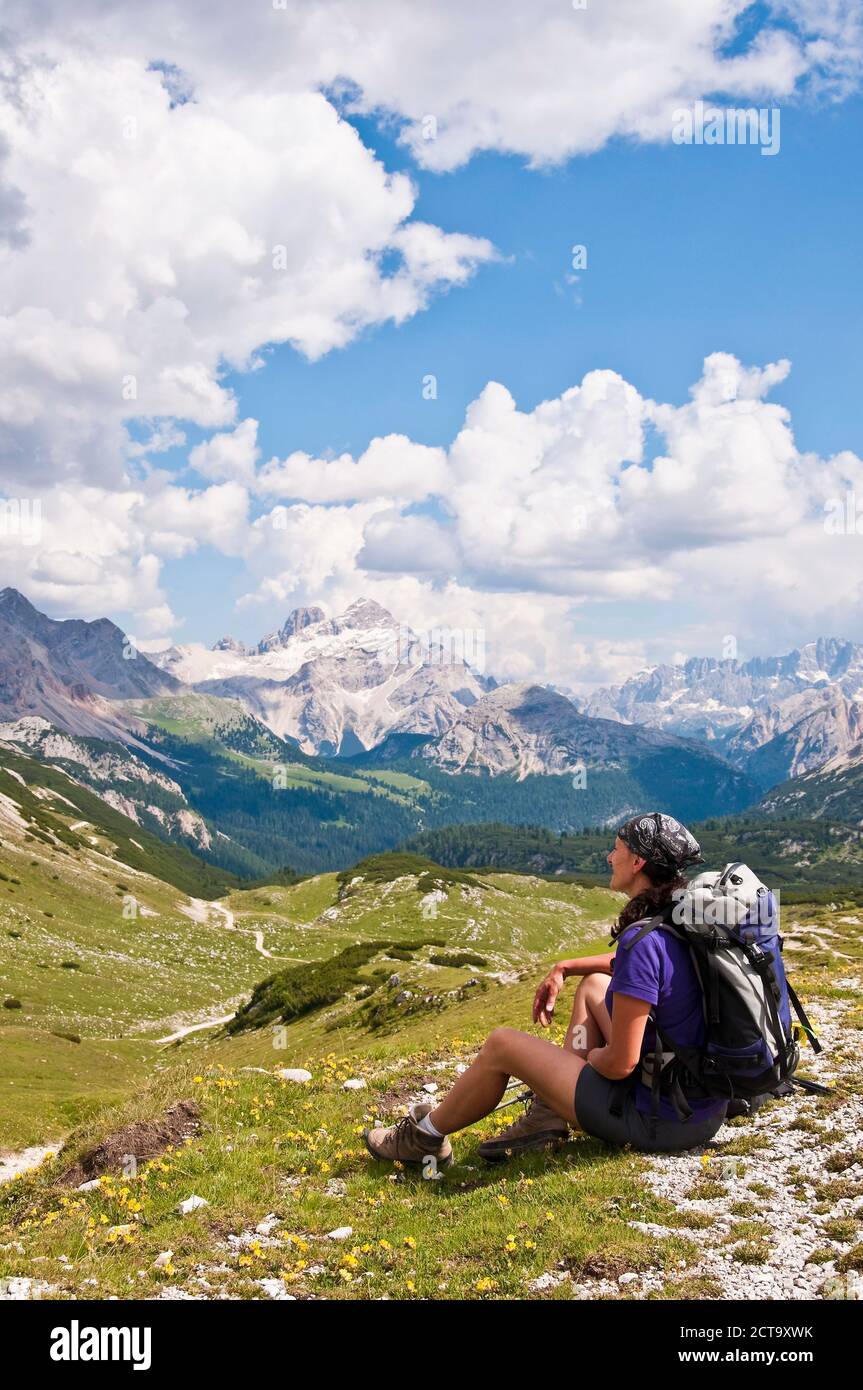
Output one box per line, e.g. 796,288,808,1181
611,860,687,940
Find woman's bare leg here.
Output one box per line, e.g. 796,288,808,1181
563,971,612,1057
427,972,614,1136
428,1028,587,1134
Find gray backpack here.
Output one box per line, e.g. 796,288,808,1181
615,864,825,1140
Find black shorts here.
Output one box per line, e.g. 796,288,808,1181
574,1065,728,1153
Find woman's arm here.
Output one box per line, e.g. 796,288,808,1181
587,991,652,1080
559,952,615,979
532,951,615,1025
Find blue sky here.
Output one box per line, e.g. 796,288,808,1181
3,1,863,687
243,98,862,461
164,95,863,654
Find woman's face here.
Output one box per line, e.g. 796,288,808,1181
607,835,646,895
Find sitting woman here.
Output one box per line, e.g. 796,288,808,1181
363,812,730,1167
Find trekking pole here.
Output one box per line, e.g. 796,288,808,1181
790,1075,833,1096
492,1088,533,1113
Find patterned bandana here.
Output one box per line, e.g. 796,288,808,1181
617,812,703,873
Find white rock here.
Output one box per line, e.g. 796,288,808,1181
177,1195,209,1215
326,1226,353,1240
77,1178,102,1192
153,1251,174,1269
618,1271,639,1284
342,1078,367,1090
528,1270,568,1293
0,1277,55,1300
422,1082,438,1094
455,1063,467,1074
257,1277,296,1301
278,1068,313,1083
255,1214,279,1236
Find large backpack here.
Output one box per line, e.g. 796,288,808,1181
614,863,827,1140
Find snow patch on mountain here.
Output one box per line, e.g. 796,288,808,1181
154,598,494,755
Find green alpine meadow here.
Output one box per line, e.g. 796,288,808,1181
1,768,861,1301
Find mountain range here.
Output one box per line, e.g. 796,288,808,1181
582,638,863,787
2,585,863,877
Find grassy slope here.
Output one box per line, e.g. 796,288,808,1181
1,946,705,1302
2,838,860,1301
0,803,620,1146
130,694,422,804
0,753,238,897
4,904,859,1302
0,800,299,1145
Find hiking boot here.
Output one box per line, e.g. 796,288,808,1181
363,1102,453,1168
478,1093,569,1163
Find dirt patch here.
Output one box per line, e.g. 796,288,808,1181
54,1100,201,1187
375,1077,431,1112
567,1247,660,1280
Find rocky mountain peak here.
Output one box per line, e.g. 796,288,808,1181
331,597,397,632
212,636,247,655
282,606,326,640
256,604,327,654
0,589,181,741
0,586,46,631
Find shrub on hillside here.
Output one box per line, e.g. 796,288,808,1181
429,951,488,968
228,941,393,1032
357,977,489,1033
230,936,449,1032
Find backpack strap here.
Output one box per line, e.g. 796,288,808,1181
649,1016,697,1123
669,1071,695,1121
620,912,667,950
620,914,698,1134
716,862,746,888
789,1075,833,1096
649,1025,662,1143
785,980,823,1055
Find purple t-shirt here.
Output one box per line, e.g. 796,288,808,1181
605,920,728,1122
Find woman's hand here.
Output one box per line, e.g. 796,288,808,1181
533,963,566,1026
